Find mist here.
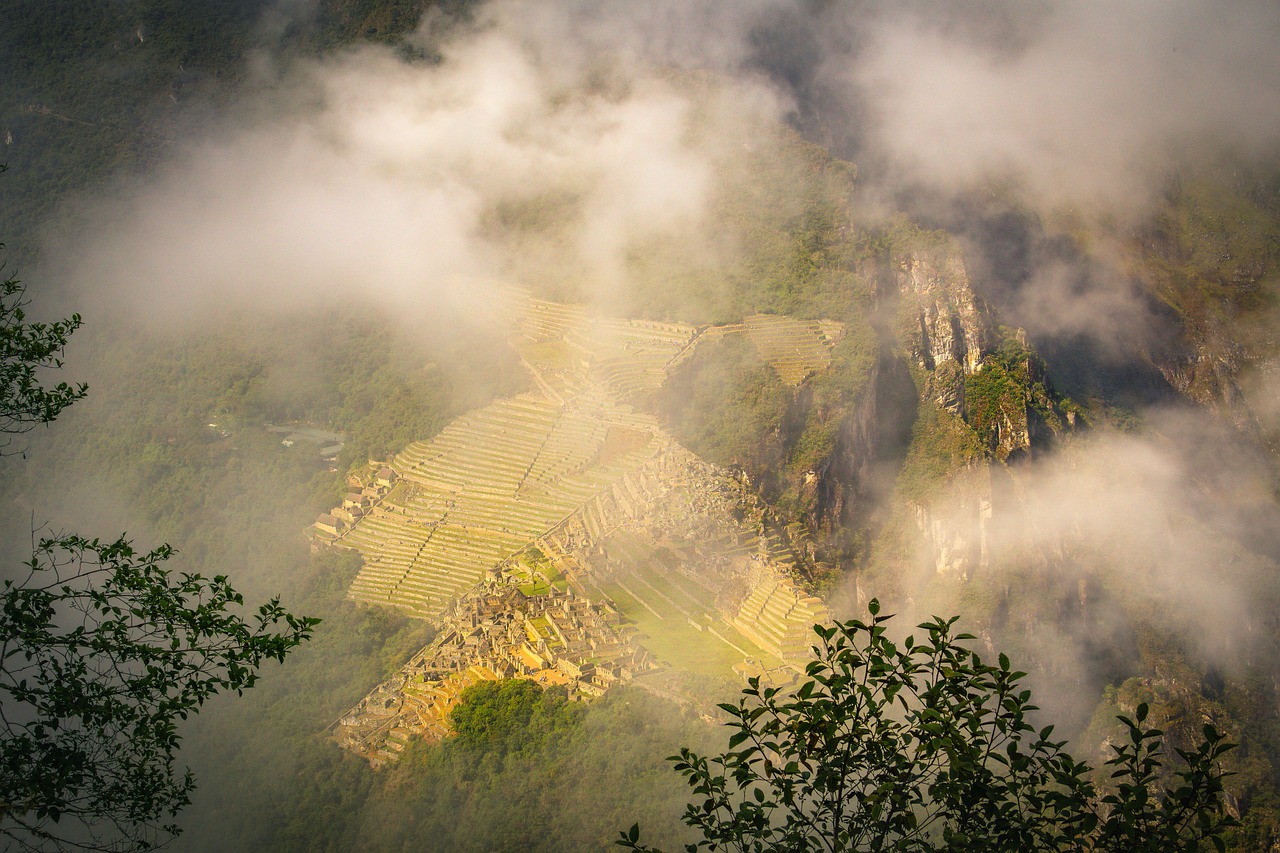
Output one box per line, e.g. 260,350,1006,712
21,0,1274,631
46,2,797,336
25,0,1273,662
911,418,1276,751
822,0,1280,213
7,0,1279,846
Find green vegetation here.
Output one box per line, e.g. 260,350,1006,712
597,587,771,681
0,0,261,256
1147,173,1280,324
657,322,881,540
963,331,1068,457
622,603,1237,853
0,253,316,853
708,133,863,323
450,679,584,755
509,548,563,596
482,81,873,328
2,536,316,852
0,303,713,851
172,546,437,851
895,398,984,502
639,123,881,531
6,4,1280,850
348,685,717,853
0,308,509,849
1128,167,1280,414
1085,660,1280,850
297,0,476,52
0,313,521,557
0,249,86,454
658,335,791,485
183,633,717,852
599,534,747,673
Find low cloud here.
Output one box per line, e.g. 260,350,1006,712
907,406,1279,685
841,0,1280,213
49,3,789,333
28,0,1279,699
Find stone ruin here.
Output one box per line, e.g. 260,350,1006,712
322,290,838,763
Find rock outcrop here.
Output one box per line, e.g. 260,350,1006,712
897,249,996,382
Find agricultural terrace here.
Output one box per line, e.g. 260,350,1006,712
730,570,829,662
504,290,845,397
337,290,840,679
339,292,714,618
343,393,666,617
743,314,844,386
508,291,699,403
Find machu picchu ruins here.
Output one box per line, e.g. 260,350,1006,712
320,290,837,762
332,579,650,767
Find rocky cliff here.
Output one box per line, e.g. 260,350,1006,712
861,242,1072,580
897,249,997,380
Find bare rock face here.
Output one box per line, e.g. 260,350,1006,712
797,243,1077,582
1157,321,1268,441
889,248,1072,578
801,246,1007,578
909,463,994,580
897,250,997,380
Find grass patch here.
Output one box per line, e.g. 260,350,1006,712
598,531,784,676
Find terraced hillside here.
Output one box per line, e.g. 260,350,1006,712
551,443,831,671
509,291,699,403
744,314,844,385
343,393,665,616
590,530,779,677
730,569,828,662
332,291,837,677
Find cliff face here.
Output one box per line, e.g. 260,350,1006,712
908,462,994,579
802,245,1020,578
874,244,1074,579
807,348,916,556
1152,314,1268,444
661,239,1080,583
1122,175,1280,442
897,250,997,380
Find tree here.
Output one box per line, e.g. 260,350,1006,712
0,245,318,851
0,254,86,456
619,601,1236,852
1,536,318,852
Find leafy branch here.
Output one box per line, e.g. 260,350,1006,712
1,534,319,852
0,259,87,456
620,601,1235,852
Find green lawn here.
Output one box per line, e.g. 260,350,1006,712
520,579,550,596
595,530,784,676
598,577,777,678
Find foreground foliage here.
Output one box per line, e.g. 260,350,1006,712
621,602,1236,852
0,536,317,852
0,243,317,851
0,254,85,455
